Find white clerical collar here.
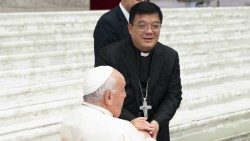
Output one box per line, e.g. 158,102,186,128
119,2,129,22
141,52,150,57
82,102,113,116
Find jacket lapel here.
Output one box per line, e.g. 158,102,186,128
116,6,129,35
122,39,141,106
148,43,164,95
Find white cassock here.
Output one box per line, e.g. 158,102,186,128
60,102,155,141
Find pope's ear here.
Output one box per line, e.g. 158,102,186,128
103,90,113,106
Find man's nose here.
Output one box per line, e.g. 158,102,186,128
145,25,153,33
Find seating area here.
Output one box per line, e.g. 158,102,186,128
0,7,249,141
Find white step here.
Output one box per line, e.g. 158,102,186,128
0,21,95,33
161,26,250,37
170,99,250,140
182,65,250,87
168,35,250,50
0,31,92,42
162,27,250,42
0,63,90,90
160,34,250,47
180,56,250,74
180,45,250,63
163,7,250,19
172,118,250,141
0,79,84,102
180,80,250,110
0,38,93,55
171,99,250,127
0,89,82,117
0,49,94,71
162,17,248,28
0,98,82,127
0,116,62,141
178,44,250,58
0,11,103,25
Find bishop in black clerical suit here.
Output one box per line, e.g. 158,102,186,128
95,37,182,141
95,2,182,141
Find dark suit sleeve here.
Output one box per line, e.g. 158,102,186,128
153,53,182,128
94,19,119,62
95,47,110,67
96,47,137,121
120,108,136,121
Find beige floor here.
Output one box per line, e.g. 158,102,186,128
0,7,89,13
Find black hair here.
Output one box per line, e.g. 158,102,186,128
129,2,163,24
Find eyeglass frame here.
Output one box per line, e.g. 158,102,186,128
131,21,161,32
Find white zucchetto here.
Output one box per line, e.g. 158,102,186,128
83,66,113,95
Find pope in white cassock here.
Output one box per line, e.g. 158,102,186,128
60,66,156,141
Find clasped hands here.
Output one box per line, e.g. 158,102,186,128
130,117,159,139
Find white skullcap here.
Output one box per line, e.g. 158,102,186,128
83,66,114,95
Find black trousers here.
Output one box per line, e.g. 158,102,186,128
157,122,170,141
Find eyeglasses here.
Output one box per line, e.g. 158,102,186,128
133,23,161,32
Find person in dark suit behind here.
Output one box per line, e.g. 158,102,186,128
96,2,182,141
93,0,143,64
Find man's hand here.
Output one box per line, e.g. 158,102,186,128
130,117,154,131
149,120,159,139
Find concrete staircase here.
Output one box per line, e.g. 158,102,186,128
0,7,249,141
163,7,250,141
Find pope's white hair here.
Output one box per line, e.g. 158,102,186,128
83,73,116,103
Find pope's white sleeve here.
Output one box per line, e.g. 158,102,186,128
123,120,156,141
60,125,73,141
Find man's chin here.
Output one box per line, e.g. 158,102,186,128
141,44,156,51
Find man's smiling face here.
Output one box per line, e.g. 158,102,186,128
128,13,161,52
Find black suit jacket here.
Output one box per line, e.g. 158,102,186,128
96,38,182,141
93,5,130,64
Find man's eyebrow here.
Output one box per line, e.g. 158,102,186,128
137,21,161,24
137,21,146,24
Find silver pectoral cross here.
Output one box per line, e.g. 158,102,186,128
139,98,152,118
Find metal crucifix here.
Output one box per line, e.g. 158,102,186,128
139,98,152,118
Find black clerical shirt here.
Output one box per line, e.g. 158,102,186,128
133,47,153,96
